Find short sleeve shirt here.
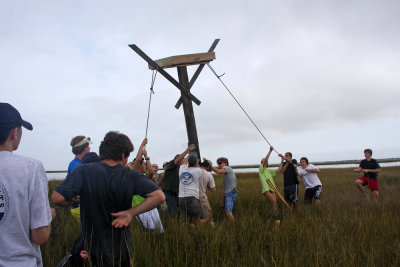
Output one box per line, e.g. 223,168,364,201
178,165,202,199
198,169,215,199
0,151,52,267
283,160,299,186
55,162,159,265
360,159,380,179
297,164,322,189
223,166,237,194
161,159,179,194
68,157,81,174
259,165,277,193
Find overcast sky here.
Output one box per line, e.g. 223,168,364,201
1,0,399,172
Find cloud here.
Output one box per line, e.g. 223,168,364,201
1,1,399,170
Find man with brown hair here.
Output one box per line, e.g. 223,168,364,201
210,157,238,222
354,148,381,199
52,131,164,266
68,135,92,174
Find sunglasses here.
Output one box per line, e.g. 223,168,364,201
217,162,223,165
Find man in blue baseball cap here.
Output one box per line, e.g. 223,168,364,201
0,103,54,266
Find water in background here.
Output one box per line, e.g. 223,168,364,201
47,162,399,179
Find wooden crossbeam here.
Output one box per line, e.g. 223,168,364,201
175,39,220,109
128,44,201,106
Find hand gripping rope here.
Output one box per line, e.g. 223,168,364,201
207,63,281,156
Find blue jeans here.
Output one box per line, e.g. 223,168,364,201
224,191,238,213
163,190,178,216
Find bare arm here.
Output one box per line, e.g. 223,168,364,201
111,189,165,228
156,172,164,186
174,144,196,165
262,147,274,167
211,166,227,175
209,187,216,193
277,156,289,174
182,154,189,166
305,167,320,173
132,138,147,171
51,191,80,207
364,168,381,173
143,149,154,178
31,225,51,245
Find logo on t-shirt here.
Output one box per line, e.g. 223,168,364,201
180,172,194,185
0,181,9,225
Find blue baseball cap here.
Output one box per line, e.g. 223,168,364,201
0,103,33,131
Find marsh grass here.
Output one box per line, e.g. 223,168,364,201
45,167,400,266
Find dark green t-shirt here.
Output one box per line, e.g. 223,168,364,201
161,159,179,194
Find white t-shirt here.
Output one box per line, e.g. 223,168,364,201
297,164,322,189
198,169,215,199
178,165,202,199
0,151,52,267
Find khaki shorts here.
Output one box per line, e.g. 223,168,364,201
199,197,213,220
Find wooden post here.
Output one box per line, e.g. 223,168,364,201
177,66,200,158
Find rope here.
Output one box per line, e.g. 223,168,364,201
145,68,158,139
207,63,281,155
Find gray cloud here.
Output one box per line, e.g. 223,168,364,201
1,0,399,170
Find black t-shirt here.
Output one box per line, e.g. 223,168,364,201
55,162,159,265
283,160,299,186
161,159,180,194
359,158,380,179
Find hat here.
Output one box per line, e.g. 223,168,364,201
0,103,33,131
188,152,198,166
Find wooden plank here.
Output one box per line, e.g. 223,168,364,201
149,52,215,69
129,44,201,105
175,39,220,109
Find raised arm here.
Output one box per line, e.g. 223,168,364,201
132,138,147,171
277,155,288,173
156,172,164,186
262,146,274,167
174,144,196,165
143,149,154,178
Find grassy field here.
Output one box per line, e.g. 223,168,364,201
44,166,400,266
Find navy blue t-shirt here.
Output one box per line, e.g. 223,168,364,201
360,158,380,179
283,160,299,186
55,162,159,265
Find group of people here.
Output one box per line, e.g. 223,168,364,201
259,147,381,221
0,102,381,266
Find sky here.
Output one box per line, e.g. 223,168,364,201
1,0,399,173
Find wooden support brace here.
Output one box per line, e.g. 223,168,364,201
128,44,201,106
175,39,220,109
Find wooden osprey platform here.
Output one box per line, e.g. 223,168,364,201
129,39,220,158
149,52,215,70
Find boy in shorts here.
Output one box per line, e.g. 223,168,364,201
199,159,216,227
278,152,299,212
259,146,278,217
354,149,381,199
178,153,207,226
296,157,322,205
210,157,238,222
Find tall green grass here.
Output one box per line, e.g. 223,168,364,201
44,167,400,266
